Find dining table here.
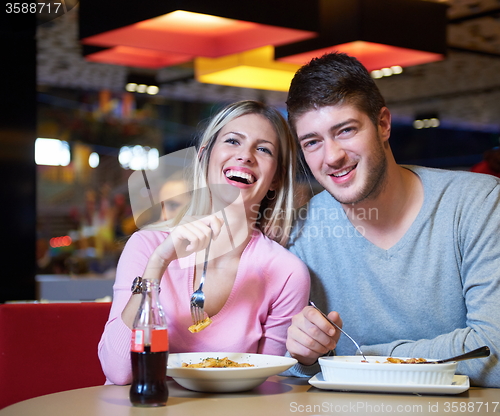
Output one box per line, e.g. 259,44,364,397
0,375,498,416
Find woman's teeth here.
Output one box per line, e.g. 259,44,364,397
225,169,256,184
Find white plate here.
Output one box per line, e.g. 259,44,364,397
309,373,470,395
167,352,297,393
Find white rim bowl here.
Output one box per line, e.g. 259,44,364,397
318,356,457,385
167,352,297,392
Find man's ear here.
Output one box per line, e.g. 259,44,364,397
378,107,391,143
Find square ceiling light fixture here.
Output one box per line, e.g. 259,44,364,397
79,0,318,70
84,46,193,69
275,0,448,72
195,46,301,92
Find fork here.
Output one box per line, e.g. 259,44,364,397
415,346,490,364
190,229,212,325
309,300,367,361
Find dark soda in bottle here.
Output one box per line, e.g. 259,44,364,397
130,279,169,407
130,346,169,406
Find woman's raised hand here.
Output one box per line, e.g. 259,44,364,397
152,214,224,266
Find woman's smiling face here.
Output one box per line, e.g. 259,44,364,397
207,113,279,210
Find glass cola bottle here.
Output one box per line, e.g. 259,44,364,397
130,279,169,407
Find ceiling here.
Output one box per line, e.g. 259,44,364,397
36,0,500,134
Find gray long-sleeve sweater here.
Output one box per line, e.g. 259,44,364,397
286,166,500,387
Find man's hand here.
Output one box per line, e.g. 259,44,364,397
286,306,342,366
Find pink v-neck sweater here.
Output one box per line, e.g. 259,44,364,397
98,229,310,385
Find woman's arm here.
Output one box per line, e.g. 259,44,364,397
98,232,158,385
98,216,223,385
257,255,311,356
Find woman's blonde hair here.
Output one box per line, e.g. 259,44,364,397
150,100,298,247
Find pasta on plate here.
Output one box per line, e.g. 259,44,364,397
182,357,254,368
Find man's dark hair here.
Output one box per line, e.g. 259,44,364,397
286,52,386,132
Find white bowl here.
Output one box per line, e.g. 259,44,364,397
319,356,457,385
167,352,297,392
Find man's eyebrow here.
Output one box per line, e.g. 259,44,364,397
298,118,358,142
298,132,317,142
332,118,357,130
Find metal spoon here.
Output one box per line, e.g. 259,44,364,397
416,346,490,364
309,300,367,361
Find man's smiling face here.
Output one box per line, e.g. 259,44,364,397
295,104,391,205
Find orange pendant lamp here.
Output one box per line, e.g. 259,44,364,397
275,0,448,72
79,0,318,69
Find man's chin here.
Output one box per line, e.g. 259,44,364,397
324,187,362,205
333,194,364,206
324,183,375,205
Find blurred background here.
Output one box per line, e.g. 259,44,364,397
1,0,500,302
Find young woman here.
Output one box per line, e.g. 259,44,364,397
98,101,310,385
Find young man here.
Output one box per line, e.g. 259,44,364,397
284,52,500,387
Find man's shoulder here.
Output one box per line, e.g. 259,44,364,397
407,165,500,195
296,190,341,215
290,191,348,238
288,190,351,251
